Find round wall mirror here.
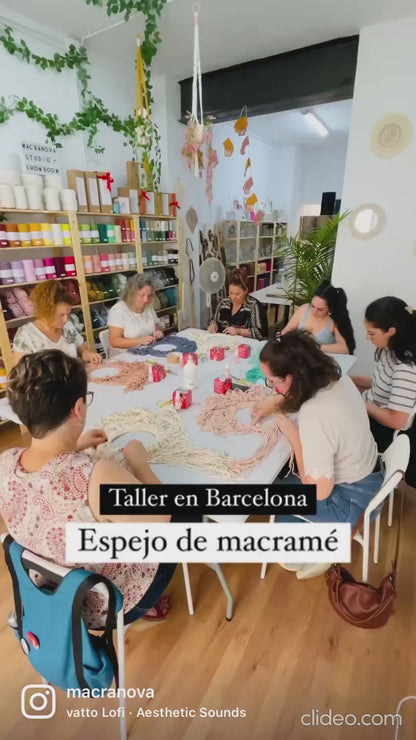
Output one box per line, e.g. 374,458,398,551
349,203,386,240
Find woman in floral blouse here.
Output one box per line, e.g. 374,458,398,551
12,281,101,366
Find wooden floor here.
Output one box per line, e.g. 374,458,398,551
0,423,415,740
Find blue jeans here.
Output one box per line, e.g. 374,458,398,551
123,564,177,625
276,469,384,526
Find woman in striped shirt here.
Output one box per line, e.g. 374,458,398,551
352,297,416,451
207,269,268,340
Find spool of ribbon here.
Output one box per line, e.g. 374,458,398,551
97,172,114,193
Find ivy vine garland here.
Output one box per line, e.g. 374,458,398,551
0,0,166,187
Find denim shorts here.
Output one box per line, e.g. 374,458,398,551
277,467,384,526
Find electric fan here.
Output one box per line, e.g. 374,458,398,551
199,257,226,320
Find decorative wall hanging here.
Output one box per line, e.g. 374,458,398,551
241,136,250,156
186,207,198,233
243,176,254,194
223,138,234,157
245,193,258,210
179,328,241,353
349,203,386,240
370,113,412,159
234,106,248,136
181,4,218,202
244,158,251,176
127,335,197,357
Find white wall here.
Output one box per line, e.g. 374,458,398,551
0,24,137,190
299,138,348,206
332,16,416,373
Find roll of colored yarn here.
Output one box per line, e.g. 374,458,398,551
158,291,169,309
33,259,45,280
64,256,76,277
79,224,92,244
11,261,25,283
121,253,130,270
30,223,43,247
100,254,110,272
115,253,123,270
128,252,136,269
5,223,21,247
0,184,15,208
17,224,31,247
53,257,66,278
91,224,100,244
98,224,108,243
130,219,136,241
92,254,101,272
41,223,54,247
22,260,36,282
114,224,122,243
165,287,176,307
83,255,93,274
43,258,57,280
108,254,116,271
0,224,8,248
0,262,14,284
60,189,77,211
52,224,63,246
13,185,28,210
43,188,61,212
61,224,72,246
107,224,116,243
237,344,251,359
25,186,43,210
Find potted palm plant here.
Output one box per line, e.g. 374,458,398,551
276,212,347,306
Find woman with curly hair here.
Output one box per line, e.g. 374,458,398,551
12,281,101,366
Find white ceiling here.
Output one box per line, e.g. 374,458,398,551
248,100,353,148
1,0,416,78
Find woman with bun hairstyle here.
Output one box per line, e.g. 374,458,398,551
12,281,101,367
351,297,416,452
207,268,268,340
281,280,355,354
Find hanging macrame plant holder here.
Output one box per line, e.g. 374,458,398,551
182,3,204,177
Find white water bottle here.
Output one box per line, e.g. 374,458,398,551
183,356,197,390
225,362,230,379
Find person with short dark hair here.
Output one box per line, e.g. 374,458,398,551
0,349,175,626
12,281,101,366
351,296,416,452
251,331,382,578
207,268,268,340
281,280,355,354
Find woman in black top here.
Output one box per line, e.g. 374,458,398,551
208,269,268,340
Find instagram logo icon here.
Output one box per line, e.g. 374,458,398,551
21,685,56,719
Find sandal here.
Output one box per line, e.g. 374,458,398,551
143,595,171,622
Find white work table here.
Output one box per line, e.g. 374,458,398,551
250,284,292,306
0,331,356,514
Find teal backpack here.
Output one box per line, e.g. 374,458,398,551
3,535,122,692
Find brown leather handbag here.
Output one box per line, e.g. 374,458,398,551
326,490,403,629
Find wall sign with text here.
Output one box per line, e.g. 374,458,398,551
20,140,60,175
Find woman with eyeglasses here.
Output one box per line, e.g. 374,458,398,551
251,331,382,579
280,280,355,354
0,350,175,626
12,281,101,367
351,297,416,452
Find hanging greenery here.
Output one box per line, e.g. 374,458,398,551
0,3,166,186
85,0,166,101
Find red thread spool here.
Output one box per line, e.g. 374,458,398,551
172,387,192,409
64,256,76,277
152,364,166,382
181,352,198,366
237,344,251,359
210,346,225,361
214,376,232,394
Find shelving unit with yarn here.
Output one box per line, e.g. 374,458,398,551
217,219,287,294
0,209,182,371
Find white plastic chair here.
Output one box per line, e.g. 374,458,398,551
99,329,110,359
353,435,410,582
259,435,410,584
1,534,127,740
387,400,416,527
181,562,234,621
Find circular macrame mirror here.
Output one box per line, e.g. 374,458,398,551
370,113,412,158
349,203,386,240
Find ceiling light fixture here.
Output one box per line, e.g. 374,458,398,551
302,111,329,137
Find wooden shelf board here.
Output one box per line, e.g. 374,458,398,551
87,269,135,278
0,276,76,290
88,297,118,306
